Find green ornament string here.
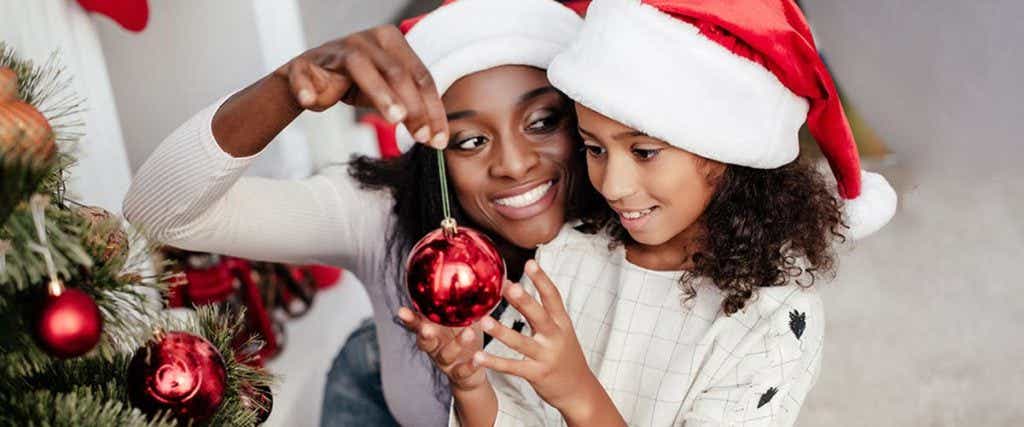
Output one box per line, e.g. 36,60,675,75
436,149,457,236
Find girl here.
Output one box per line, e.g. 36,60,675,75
123,1,598,425
400,0,897,425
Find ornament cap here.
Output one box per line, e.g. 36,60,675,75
440,217,458,238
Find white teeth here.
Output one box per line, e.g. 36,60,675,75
495,181,553,208
621,208,653,220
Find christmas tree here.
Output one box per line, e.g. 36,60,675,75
0,43,272,426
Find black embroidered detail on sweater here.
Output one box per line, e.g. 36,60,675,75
512,320,526,333
789,310,806,339
758,387,779,408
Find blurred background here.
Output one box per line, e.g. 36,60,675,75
2,0,1021,425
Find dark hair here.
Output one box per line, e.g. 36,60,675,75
582,158,846,315
347,116,603,403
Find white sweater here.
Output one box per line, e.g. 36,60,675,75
123,99,452,426
461,224,824,426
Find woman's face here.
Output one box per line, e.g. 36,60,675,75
442,65,576,249
575,104,724,248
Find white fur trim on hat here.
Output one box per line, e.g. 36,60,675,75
395,0,583,151
548,0,808,169
845,170,897,240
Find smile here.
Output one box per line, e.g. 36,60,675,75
494,180,553,208
490,179,560,221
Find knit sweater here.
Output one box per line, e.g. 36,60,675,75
458,224,824,426
123,98,451,426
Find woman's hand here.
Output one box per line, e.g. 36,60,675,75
276,25,449,148
397,307,488,392
474,260,624,426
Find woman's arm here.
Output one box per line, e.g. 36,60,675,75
124,25,448,266
212,24,448,157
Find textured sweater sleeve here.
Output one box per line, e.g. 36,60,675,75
683,290,825,427
123,98,392,269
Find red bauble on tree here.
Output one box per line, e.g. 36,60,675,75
35,283,103,358
127,331,228,423
406,220,505,327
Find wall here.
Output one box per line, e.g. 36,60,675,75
798,1,1023,425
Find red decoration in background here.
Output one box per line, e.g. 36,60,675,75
127,331,227,423
308,264,343,289
405,225,505,327
35,287,103,358
76,0,149,32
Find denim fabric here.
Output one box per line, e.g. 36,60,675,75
321,318,400,427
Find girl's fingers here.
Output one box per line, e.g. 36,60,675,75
450,358,481,382
503,281,557,335
479,316,541,359
473,351,536,380
524,260,570,323
437,328,474,366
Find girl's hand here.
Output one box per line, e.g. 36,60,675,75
398,307,488,392
474,260,615,422
275,25,449,148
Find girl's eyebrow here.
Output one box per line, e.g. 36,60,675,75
578,126,647,141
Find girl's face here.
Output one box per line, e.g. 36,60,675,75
442,66,577,249
576,104,724,249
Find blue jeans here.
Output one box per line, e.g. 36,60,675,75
321,318,399,427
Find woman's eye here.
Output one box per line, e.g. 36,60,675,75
455,136,487,150
526,111,563,132
583,144,606,157
633,148,662,160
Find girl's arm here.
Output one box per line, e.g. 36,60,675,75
474,261,627,427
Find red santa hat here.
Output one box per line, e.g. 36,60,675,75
548,0,897,239
380,0,586,152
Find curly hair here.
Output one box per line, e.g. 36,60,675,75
583,158,846,315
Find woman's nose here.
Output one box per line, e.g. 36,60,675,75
489,136,540,180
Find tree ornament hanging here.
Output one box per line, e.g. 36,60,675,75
0,66,57,224
28,196,102,358
127,330,228,423
405,150,505,327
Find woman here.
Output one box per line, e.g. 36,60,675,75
123,1,597,425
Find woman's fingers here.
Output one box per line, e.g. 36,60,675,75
286,58,318,108
480,316,541,359
503,281,557,335
342,50,406,124
375,27,449,148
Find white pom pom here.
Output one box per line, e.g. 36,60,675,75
844,170,898,240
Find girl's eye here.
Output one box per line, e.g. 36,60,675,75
583,144,606,157
633,148,662,161
454,136,488,150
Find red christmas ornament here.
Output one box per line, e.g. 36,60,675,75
406,220,505,327
35,284,103,358
76,0,149,32
127,331,227,423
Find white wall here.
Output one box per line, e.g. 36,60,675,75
798,1,1024,425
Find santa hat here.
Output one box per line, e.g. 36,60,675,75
381,0,586,153
547,0,897,239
